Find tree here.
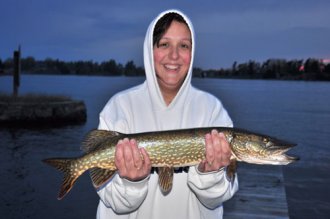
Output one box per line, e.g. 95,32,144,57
21,56,36,72
0,59,3,71
101,59,120,75
74,60,96,75
324,64,330,74
304,58,321,73
55,60,71,74
261,59,276,79
124,60,137,76
3,58,14,70
286,60,303,78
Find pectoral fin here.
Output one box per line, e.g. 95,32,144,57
158,167,174,195
89,168,116,189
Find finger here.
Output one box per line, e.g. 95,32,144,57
198,160,207,172
205,133,214,166
122,138,134,170
219,132,232,158
140,148,151,171
213,133,230,167
130,139,142,169
212,130,222,158
115,140,126,175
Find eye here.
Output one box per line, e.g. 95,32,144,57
158,42,169,48
180,42,191,50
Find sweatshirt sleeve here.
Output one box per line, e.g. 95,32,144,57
96,97,149,214
188,97,238,209
188,166,238,209
97,174,149,214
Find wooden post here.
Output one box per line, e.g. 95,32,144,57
13,45,21,97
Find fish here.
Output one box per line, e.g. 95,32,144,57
43,127,298,200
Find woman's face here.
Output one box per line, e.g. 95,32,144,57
153,21,192,93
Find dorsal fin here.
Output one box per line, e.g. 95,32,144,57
89,168,116,189
81,129,122,153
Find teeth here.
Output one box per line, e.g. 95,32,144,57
165,65,179,70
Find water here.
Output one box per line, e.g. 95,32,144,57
1,75,329,218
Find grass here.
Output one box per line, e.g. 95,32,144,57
0,93,73,104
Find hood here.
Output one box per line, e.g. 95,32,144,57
143,9,195,110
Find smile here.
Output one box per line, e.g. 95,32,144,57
164,64,180,70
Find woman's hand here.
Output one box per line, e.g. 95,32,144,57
115,138,151,181
198,129,232,173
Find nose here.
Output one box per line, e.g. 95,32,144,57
169,47,179,60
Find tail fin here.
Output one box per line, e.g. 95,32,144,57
43,158,80,200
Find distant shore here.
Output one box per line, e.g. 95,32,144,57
1,56,330,81
0,93,87,127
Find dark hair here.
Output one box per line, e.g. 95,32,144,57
153,12,189,47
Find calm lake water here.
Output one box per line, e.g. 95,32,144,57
1,75,329,218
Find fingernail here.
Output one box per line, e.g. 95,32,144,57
220,132,226,138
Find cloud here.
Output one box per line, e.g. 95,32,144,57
1,0,330,68
194,2,330,35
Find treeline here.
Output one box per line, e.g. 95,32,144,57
194,58,330,81
0,57,144,76
1,57,330,80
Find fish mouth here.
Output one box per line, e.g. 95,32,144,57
268,140,299,164
239,138,299,165
284,154,300,162
265,137,297,149
249,155,299,165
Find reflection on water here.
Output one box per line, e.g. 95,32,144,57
1,75,329,218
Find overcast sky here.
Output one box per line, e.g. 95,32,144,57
1,0,330,68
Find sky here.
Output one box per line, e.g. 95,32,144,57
1,0,330,69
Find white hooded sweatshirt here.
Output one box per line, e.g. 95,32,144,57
96,9,238,219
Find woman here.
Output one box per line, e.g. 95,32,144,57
97,9,238,219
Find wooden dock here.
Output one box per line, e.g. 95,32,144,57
223,163,289,219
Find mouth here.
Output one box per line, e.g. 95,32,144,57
164,64,180,71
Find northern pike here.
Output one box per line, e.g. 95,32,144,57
43,127,298,200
